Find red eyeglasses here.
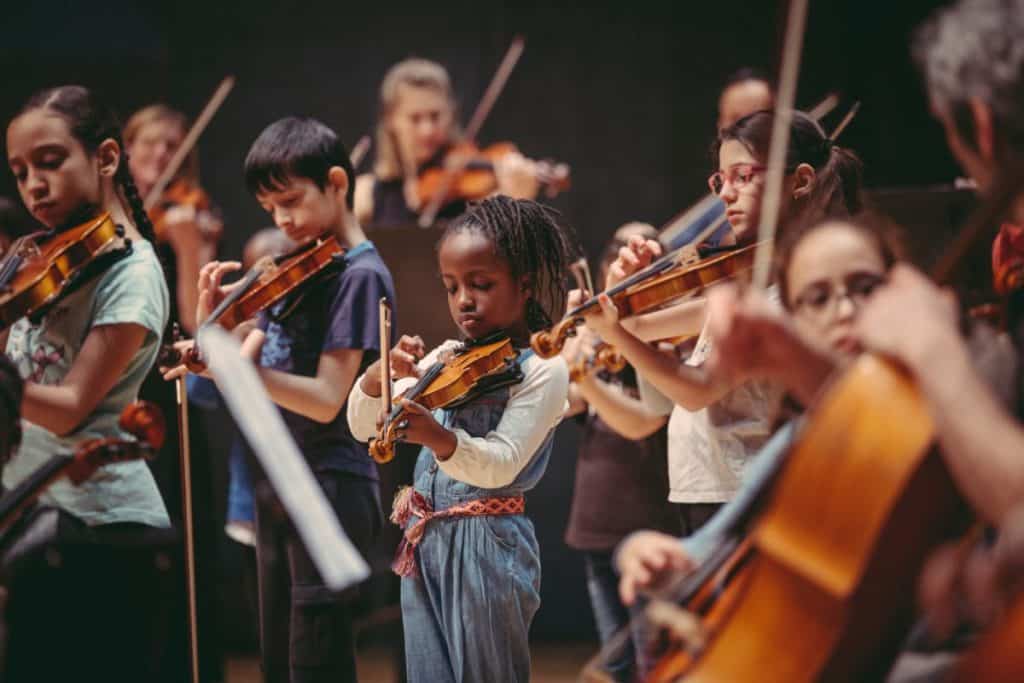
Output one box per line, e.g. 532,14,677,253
707,164,767,195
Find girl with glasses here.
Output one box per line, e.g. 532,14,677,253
584,109,864,542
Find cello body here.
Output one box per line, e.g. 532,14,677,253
651,355,967,682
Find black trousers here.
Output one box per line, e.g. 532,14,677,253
255,470,382,683
0,509,180,683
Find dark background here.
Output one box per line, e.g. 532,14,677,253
0,0,968,652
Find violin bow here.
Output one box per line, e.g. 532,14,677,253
143,76,236,210
418,36,527,227
349,135,372,170
379,298,393,421
171,326,201,683
828,100,861,142
751,0,810,289
807,92,839,122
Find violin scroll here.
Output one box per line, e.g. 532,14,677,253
530,317,580,359
569,343,627,383
368,433,396,464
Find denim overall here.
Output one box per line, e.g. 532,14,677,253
400,352,555,683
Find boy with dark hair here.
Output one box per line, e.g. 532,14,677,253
172,116,395,682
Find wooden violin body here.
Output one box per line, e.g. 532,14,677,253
369,336,518,463
568,341,626,383
417,141,571,208
211,234,345,331
650,356,967,682
0,213,123,331
148,179,214,243
532,243,758,359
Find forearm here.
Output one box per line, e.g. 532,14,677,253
604,325,724,411
620,299,706,342
255,367,345,423
914,339,1024,525
577,374,666,439
21,384,90,436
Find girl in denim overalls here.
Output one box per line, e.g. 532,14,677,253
349,196,575,682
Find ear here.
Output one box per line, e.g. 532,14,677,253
791,163,816,200
969,97,996,163
96,138,121,178
519,274,532,296
327,166,350,201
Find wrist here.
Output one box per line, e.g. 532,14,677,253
431,428,458,461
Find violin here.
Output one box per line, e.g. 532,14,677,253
148,178,218,244
369,333,521,464
416,141,571,209
950,592,1024,682
0,401,164,532
568,341,626,383
0,212,129,332
531,241,756,359
163,234,346,372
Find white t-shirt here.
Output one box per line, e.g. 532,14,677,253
643,287,784,504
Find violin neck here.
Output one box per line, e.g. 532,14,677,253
204,267,265,328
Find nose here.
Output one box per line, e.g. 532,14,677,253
718,180,738,203
24,170,47,199
456,287,474,311
834,292,857,322
274,208,293,230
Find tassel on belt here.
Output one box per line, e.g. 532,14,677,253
389,486,525,577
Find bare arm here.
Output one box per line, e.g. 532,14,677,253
21,323,149,436
256,346,365,424
855,265,1024,525
576,373,668,439
620,298,707,342
913,334,1024,525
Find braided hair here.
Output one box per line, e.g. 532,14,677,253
440,196,578,332
17,86,160,248
0,353,23,463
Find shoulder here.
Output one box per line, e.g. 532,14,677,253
354,174,376,224
98,241,168,298
520,352,569,393
338,249,394,292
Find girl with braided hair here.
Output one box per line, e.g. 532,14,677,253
3,85,170,528
348,195,574,682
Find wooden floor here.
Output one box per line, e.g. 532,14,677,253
225,642,596,683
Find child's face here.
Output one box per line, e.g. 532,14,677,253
439,230,530,340
256,175,344,244
7,110,103,229
786,222,887,357
127,118,184,191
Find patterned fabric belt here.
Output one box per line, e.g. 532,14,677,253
389,486,525,578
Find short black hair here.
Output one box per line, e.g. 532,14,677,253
244,117,356,209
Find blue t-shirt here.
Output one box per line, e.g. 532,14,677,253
257,241,395,479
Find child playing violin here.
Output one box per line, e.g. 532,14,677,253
354,58,544,227
168,116,395,682
614,216,900,607
584,110,863,534
561,222,681,682
2,85,171,678
347,196,573,682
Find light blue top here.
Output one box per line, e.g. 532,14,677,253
4,240,170,527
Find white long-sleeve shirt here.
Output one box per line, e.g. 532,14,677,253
348,341,569,489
